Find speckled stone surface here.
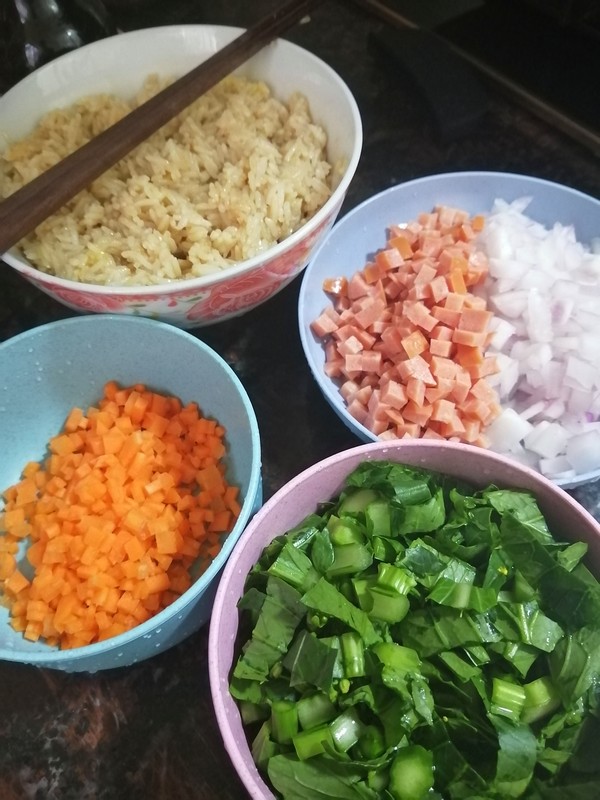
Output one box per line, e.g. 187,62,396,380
1,1,599,798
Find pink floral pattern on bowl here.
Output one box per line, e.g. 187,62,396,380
0,24,362,328
186,214,334,323
15,203,342,329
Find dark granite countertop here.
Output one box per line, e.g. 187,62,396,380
1,1,599,798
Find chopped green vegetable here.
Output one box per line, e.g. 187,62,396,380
231,461,600,798
389,744,434,800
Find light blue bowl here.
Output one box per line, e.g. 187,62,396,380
0,315,262,671
298,171,600,489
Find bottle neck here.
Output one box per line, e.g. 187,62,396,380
1,1,117,93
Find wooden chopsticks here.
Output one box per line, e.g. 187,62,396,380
0,0,322,256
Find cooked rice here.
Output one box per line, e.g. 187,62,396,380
0,75,335,286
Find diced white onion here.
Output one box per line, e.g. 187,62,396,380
477,197,600,480
485,408,534,453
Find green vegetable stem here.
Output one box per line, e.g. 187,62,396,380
231,460,600,799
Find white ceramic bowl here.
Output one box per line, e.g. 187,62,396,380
208,438,600,799
0,315,262,671
0,25,362,328
298,171,600,488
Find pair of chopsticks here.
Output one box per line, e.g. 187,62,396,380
0,0,322,256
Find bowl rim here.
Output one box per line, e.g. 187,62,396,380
208,436,600,799
297,170,600,490
0,23,363,297
0,314,262,664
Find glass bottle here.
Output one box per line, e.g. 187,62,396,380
0,0,117,94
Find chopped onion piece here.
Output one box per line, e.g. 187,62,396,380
539,455,574,478
484,408,534,453
475,197,600,479
565,430,600,474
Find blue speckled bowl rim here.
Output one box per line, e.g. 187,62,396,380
0,315,262,665
298,170,600,490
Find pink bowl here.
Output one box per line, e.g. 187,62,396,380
0,25,362,328
208,438,600,800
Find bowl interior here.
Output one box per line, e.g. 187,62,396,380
0,315,261,667
209,438,600,799
0,24,362,292
298,171,600,488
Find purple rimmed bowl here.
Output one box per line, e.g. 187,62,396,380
208,438,600,799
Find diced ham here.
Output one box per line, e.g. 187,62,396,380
447,269,467,294
337,335,363,357
430,275,450,304
429,356,458,381
401,329,429,359
398,355,436,386
387,234,414,259
347,398,368,424
375,248,404,272
311,311,339,338
404,301,438,333
322,276,348,296
396,422,421,438
406,377,426,406
451,329,488,348
431,306,461,327
431,325,453,342
429,338,453,358
347,272,372,300
324,359,344,378
403,400,433,426
311,204,501,447
335,324,376,349
354,297,388,329
380,379,408,410
458,307,493,333
340,379,360,401
431,398,456,424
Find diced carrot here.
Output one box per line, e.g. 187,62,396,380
4,568,30,596
0,382,241,650
0,551,16,580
